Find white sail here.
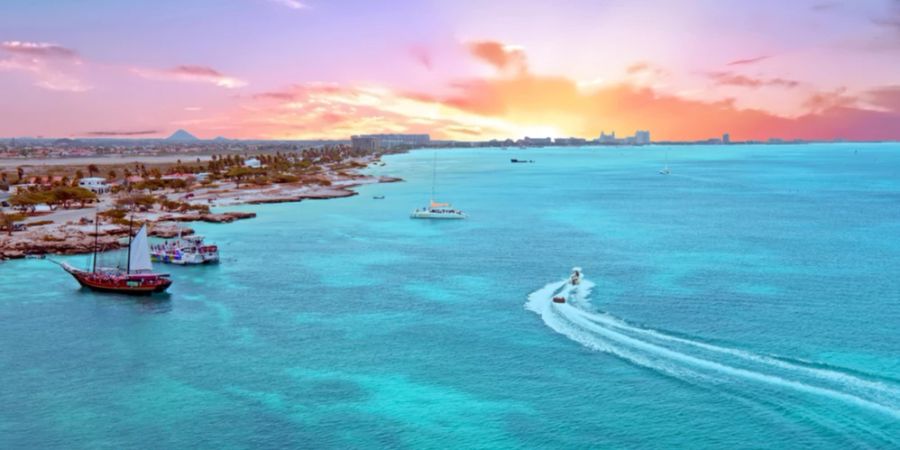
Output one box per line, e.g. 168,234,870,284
129,225,154,273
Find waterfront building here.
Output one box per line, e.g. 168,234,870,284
351,135,378,151
598,131,617,144
244,158,262,168
522,137,553,146
723,133,731,144
635,130,651,145
351,134,431,151
78,177,110,194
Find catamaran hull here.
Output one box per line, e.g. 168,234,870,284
410,212,467,219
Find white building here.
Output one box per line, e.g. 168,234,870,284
78,177,110,194
244,158,262,168
635,130,651,145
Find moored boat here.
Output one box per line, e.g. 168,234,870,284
151,234,219,265
60,215,172,295
410,201,468,219
410,153,467,220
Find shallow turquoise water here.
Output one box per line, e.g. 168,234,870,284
1,144,899,448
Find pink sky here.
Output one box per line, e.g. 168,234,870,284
1,0,899,141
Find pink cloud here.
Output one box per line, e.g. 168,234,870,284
1,41,79,60
267,0,307,10
409,45,433,71
0,41,90,92
467,41,527,73
726,55,771,66
132,65,247,89
707,71,800,89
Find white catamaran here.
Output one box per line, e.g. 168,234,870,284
410,153,467,220
659,151,671,175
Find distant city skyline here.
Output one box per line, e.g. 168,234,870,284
1,0,899,141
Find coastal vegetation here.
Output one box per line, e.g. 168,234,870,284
1,144,391,258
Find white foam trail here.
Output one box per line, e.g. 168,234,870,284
569,307,900,400
526,279,900,420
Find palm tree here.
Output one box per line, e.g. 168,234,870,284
87,164,99,178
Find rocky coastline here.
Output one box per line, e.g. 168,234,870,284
1,172,402,260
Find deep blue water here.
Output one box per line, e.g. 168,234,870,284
1,144,899,449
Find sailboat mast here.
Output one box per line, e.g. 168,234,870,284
92,210,99,273
431,151,436,202
126,212,133,274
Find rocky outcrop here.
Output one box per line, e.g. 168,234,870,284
246,189,359,204
0,223,195,260
157,211,257,223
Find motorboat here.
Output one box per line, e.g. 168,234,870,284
570,267,582,286
151,234,219,265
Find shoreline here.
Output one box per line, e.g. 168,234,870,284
0,157,403,260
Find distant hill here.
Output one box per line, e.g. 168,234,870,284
213,136,231,142
166,129,199,141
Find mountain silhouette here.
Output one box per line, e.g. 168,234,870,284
166,129,199,141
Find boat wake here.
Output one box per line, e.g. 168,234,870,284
526,278,900,422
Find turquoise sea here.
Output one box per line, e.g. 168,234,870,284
1,144,899,448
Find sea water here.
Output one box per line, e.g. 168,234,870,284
1,144,899,448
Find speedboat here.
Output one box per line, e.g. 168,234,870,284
552,296,566,304
373,195,385,200
570,267,582,286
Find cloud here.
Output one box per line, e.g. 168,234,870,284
803,87,856,112
1,41,79,60
0,56,92,93
0,42,91,92
196,43,900,141
409,45,433,70
811,2,841,12
467,41,527,73
132,65,247,89
871,0,900,32
267,0,307,10
707,71,800,89
83,130,160,137
726,55,771,66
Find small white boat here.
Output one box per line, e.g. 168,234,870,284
151,234,219,265
570,267,582,286
410,201,468,219
411,153,467,220
659,151,671,175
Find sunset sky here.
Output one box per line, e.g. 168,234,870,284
2,0,899,141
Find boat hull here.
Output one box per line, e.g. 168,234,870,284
63,265,172,295
410,210,467,220
152,252,218,265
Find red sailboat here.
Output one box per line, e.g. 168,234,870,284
62,215,172,295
